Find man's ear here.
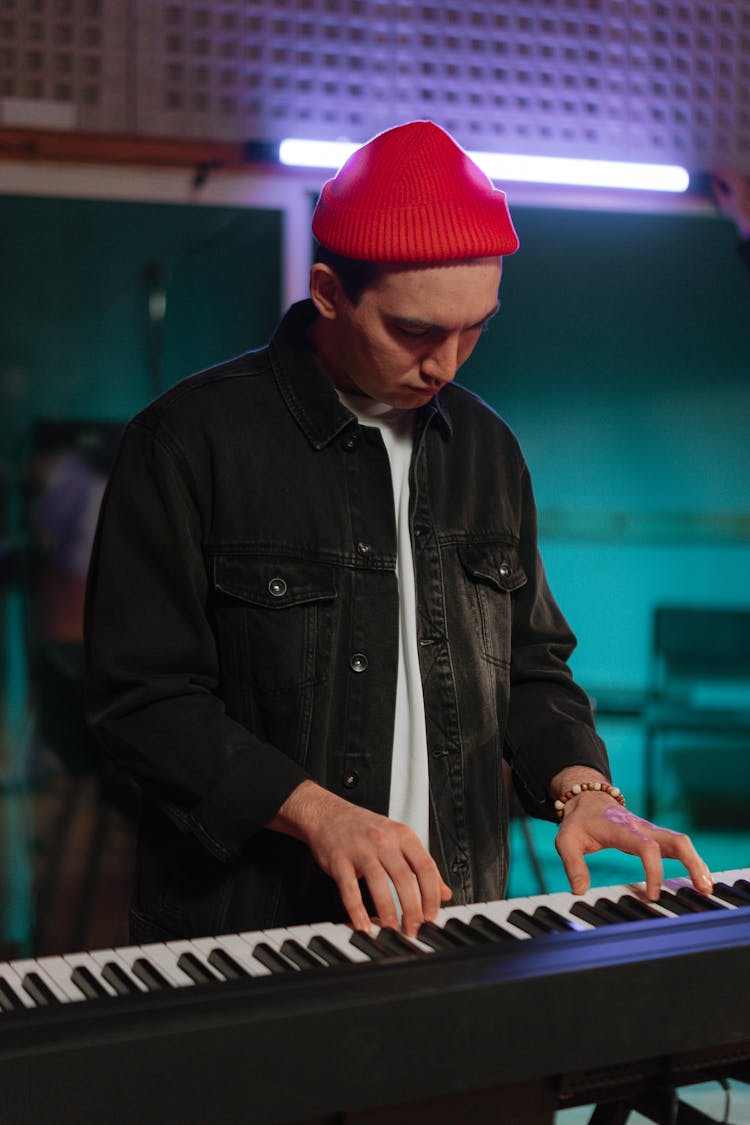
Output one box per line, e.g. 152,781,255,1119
309,263,345,320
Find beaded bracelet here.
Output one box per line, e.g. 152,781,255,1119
554,781,625,819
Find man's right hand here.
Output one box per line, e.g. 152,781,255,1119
268,780,452,935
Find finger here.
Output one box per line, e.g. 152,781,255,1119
402,842,445,921
634,837,664,901
555,827,591,896
652,830,714,895
580,810,664,899
385,860,426,937
361,862,402,932
334,864,372,933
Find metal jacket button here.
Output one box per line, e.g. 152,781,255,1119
356,541,372,556
350,653,368,673
342,432,359,452
268,577,287,597
342,770,359,789
499,562,511,578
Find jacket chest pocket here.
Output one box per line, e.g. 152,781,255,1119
457,543,527,669
211,555,338,697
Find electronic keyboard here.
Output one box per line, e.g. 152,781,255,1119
2,869,749,1124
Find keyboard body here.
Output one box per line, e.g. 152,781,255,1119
1,869,749,1124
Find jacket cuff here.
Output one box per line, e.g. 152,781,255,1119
510,724,610,822
188,745,311,861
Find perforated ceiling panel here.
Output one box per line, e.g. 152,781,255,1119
1,0,749,172
0,0,131,130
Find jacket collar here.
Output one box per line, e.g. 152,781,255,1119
269,299,452,449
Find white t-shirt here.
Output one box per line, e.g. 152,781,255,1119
337,393,430,852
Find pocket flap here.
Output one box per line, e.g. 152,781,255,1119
212,555,337,608
457,543,527,593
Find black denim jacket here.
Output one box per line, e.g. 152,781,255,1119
85,300,608,939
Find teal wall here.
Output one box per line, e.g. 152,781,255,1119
460,204,750,695
0,194,282,459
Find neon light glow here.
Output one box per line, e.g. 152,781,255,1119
278,138,690,193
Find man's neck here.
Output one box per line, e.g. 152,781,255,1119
307,316,363,398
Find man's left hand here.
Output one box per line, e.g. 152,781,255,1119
555,788,714,901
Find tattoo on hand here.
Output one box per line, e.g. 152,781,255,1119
601,804,682,843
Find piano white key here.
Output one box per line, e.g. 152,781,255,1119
87,947,149,991
454,898,535,939
549,886,633,925
0,961,35,1008
400,923,442,955
234,925,306,971
65,951,128,997
623,880,712,917
506,888,594,929
191,934,280,978
126,942,196,987
161,939,225,983
36,955,91,1002
281,922,374,964
610,884,674,917
713,867,750,884
659,874,739,911
257,926,299,948
201,933,272,976
100,943,160,982
12,958,70,1004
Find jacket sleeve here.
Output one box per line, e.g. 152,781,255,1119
504,463,610,819
84,418,310,861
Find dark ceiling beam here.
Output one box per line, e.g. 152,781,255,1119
0,127,255,170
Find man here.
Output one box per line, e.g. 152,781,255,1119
85,121,712,944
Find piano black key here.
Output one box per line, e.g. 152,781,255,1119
375,929,427,956
252,942,298,974
176,952,220,985
279,939,328,971
101,962,141,996
506,908,557,937
569,901,616,927
592,898,634,924
131,957,172,991
674,887,727,912
0,977,25,1012
349,931,398,961
467,914,517,943
616,895,665,921
657,890,703,916
416,920,467,952
442,918,496,946
711,881,750,907
207,948,252,980
733,878,750,897
307,935,353,966
70,965,108,1000
533,905,578,932
22,972,60,1007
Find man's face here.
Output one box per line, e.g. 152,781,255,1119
317,258,502,409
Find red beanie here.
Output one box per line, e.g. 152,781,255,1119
311,120,519,263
